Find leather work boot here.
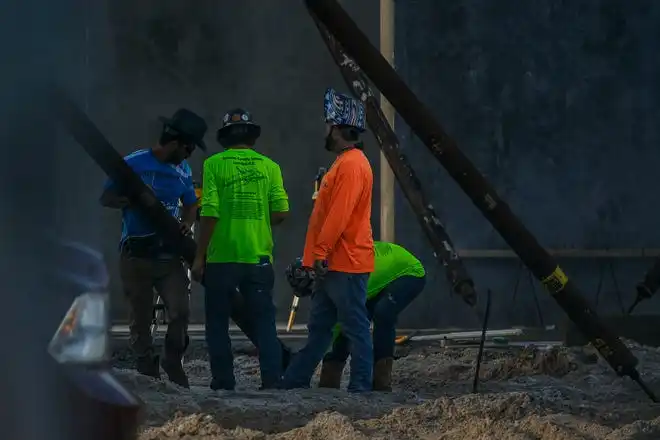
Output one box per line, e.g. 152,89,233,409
161,334,190,388
136,354,161,379
318,360,345,389
373,357,394,392
161,356,189,388
210,379,234,391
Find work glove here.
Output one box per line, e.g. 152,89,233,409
285,258,315,297
312,259,329,282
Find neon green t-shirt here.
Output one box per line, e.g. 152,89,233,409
367,241,425,297
330,241,425,341
200,148,289,264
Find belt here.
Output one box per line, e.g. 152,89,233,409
121,236,176,259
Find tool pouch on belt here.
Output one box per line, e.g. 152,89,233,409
121,236,176,259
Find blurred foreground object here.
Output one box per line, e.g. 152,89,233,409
0,0,141,435
49,292,110,365
49,240,141,440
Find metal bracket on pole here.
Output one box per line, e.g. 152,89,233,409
628,257,660,314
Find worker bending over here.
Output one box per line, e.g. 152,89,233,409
192,108,289,391
99,108,207,388
287,241,425,391
280,88,375,392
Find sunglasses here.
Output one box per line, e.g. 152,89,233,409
176,141,195,156
176,137,194,150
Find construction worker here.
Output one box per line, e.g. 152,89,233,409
191,108,288,391
192,183,295,371
286,241,426,391
280,88,375,392
100,108,207,388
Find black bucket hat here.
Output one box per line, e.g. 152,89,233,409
216,108,261,141
158,108,208,151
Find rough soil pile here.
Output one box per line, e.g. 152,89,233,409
113,340,660,439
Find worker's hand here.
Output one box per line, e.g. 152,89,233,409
179,222,193,237
191,256,206,283
312,259,329,281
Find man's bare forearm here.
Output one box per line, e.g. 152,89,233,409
195,216,218,260
181,203,198,226
99,188,130,209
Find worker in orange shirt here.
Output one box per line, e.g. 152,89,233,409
280,88,375,392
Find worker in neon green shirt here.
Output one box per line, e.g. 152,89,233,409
286,240,426,391
192,108,289,391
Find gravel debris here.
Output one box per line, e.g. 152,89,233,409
112,339,660,439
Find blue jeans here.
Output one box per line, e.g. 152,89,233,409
281,271,372,392
204,257,282,390
324,275,426,363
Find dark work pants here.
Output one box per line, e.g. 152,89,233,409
324,275,426,362
229,292,293,370
204,259,282,390
119,254,190,361
281,271,372,392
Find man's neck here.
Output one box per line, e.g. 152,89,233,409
228,144,252,150
150,145,168,162
335,144,355,155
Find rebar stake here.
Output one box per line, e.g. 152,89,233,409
472,289,492,394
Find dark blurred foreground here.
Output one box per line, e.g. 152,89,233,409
0,0,140,438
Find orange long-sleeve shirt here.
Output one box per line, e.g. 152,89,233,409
302,148,375,273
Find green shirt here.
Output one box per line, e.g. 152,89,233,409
331,241,425,341
367,241,426,297
200,148,289,264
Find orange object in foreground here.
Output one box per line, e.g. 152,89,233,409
302,148,375,273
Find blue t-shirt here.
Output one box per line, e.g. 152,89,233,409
103,149,197,245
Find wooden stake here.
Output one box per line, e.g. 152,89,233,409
379,0,396,241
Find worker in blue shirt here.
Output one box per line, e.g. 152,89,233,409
99,108,207,388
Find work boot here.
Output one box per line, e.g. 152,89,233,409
161,356,189,388
135,354,160,379
373,357,393,392
161,334,190,388
210,379,234,391
318,360,345,389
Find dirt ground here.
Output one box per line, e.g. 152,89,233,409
113,339,660,440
